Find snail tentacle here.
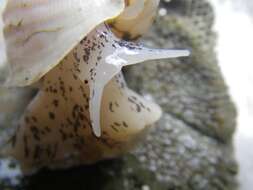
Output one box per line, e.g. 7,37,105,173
70,23,189,136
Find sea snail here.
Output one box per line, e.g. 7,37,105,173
0,0,189,172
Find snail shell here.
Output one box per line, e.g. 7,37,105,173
109,0,160,40
3,0,125,86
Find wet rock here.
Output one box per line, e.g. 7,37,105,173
0,0,238,189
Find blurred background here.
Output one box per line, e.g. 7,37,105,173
210,0,253,189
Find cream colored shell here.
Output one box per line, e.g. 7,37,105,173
109,0,160,40
2,0,124,86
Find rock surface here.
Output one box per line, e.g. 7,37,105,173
0,0,238,189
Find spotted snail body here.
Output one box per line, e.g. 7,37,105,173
0,0,189,173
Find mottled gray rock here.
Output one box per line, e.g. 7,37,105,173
132,114,237,189
126,0,236,142
0,0,238,189
125,0,238,189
